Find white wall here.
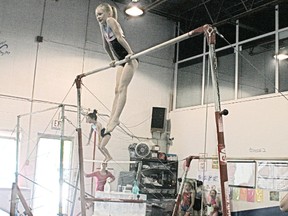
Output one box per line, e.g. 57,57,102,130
170,93,288,164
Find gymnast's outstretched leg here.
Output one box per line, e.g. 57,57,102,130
106,59,138,133
98,59,138,161
98,133,112,162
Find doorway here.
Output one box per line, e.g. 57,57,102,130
32,135,73,215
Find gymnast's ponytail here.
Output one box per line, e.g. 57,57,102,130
111,6,118,20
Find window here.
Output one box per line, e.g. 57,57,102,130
0,135,16,188
179,34,204,61
175,4,288,109
204,49,235,104
279,31,288,92
176,58,203,108
279,3,288,29
238,35,276,98
239,8,275,41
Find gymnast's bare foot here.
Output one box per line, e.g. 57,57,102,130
107,119,120,132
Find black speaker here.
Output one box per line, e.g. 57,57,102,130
151,107,166,132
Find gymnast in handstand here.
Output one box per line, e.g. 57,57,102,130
95,3,138,162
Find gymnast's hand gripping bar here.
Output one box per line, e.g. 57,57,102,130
76,24,214,80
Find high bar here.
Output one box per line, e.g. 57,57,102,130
81,24,212,78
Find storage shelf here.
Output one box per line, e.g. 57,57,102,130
130,157,178,199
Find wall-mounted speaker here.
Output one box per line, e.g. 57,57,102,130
151,107,166,132
36,36,43,42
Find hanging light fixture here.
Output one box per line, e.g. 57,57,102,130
274,53,288,61
125,0,144,17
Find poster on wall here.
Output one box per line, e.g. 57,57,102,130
227,161,256,188
258,162,288,190
197,170,220,192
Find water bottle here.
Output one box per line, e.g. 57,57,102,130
132,181,139,195
118,185,122,192
104,181,111,192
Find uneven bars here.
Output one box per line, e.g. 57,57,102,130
86,197,146,203
183,156,288,161
84,159,138,164
18,105,61,117
79,24,212,78
74,24,212,216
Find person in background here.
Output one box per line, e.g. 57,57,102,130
193,180,205,216
95,3,139,162
179,181,195,216
85,162,115,191
206,189,221,216
86,109,102,146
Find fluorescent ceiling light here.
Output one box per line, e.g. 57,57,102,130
274,54,288,60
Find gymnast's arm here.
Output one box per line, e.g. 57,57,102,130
85,171,96,178
87,127,93,146
106,17,133,55
100,27,115,61
280,192,288,212
86,122,102,146
108,172,116,183
187,191,196,212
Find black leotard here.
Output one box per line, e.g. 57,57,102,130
102,24,128,64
